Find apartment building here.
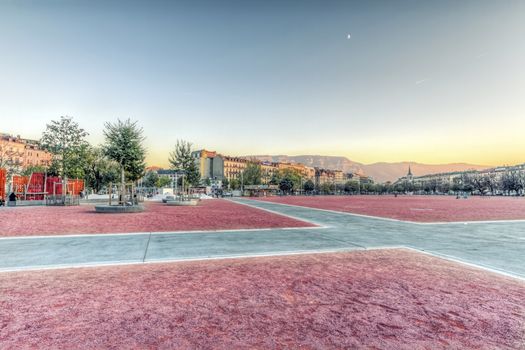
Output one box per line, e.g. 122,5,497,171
192,149,358,187
0,133,52,168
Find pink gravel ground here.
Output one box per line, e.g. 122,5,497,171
253,195,525,222
0,249,523,349
0,199,314,237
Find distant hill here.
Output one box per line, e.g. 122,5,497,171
246,155,490,183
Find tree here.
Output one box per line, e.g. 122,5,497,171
243,162,262,185
102,119,146,205
335,183,345,194
84,147,120,193
439,182,451,194
142,170,159,188
0,138,22,178
230,178,240,190
222,177,229,189
269,172,280,185
470,175,487,195
303,179,315,193
320,182,334,194
279,169,302,190
360,182,375,194
279,177,294,193
451,178,463,194
21,165,47,177
156,176,172,188
374,183,388,194
502,171,523,195
460,173,474,193
40,116,89,180
169,140,200,188
344,180,359,194
483,173,499,195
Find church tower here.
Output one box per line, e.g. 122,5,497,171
407,165,413,181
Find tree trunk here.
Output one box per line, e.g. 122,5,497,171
120,166,125,206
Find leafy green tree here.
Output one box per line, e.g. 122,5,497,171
344,180,359,194
320,182,334,194
222,177,229,189
40,116,90,179
269,172,280,185
102,119,146,204
230,178,240,190
279,169,302,190
243,162,262,185
156,176,172,188
169,140,200,187
374,183,390,194
84,147,120,193
360,182,375,194
21,165,47,176
303,179,315,193
142,170,159,188
279,177,294,193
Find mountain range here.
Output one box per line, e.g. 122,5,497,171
246,155,490,183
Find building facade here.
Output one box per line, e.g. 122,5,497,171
192,150,225,180
0,133,52,169
394,163,525,194
191,148,362,188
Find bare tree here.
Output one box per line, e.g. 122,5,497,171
483,173,499,195
0,138,22,178
470,175,487,195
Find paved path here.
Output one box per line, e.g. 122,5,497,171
1,198,524,279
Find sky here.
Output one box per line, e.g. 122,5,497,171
0,0,524,167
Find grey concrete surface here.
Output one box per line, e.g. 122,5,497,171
0,198,524,280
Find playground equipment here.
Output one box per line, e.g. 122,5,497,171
106,182,143,206
0,168,6,202
10,172,84,206
95,181,145,213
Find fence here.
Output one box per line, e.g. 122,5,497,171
46,195,80,206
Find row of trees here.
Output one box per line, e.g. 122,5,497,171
4,116,204,203
223,161,371,195
15,116,522,198
221,162,525,196
393,172,525,196
34,117,146,197
141,140,202,192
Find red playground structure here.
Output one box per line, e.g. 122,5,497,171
0,168,6,201
10,172,84,204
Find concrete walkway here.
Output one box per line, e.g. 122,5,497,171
1,198,524,279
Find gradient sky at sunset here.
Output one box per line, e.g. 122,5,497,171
1,0,524,167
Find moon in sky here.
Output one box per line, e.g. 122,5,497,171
347,34,351,39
